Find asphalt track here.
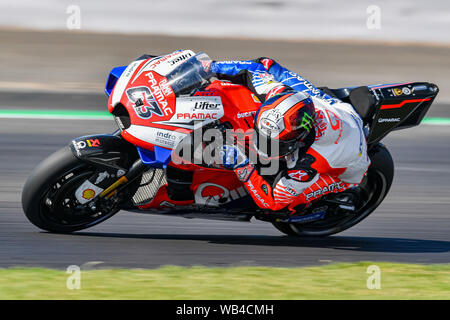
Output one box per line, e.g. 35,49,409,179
0,30,449,269
0,109,449,269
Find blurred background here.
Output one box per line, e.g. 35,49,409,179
0,1,449,270
0,0,449,101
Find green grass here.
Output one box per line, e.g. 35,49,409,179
0,262,449,300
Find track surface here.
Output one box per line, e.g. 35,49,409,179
0,31,449,269
1,117,449,269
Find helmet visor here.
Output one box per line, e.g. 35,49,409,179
253,128,306,159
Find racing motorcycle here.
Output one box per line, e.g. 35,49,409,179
22,50,439,236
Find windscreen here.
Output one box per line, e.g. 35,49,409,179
165,53,213,95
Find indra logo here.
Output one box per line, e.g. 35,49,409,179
126,86,164,119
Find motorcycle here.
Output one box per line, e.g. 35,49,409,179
22,50,439,236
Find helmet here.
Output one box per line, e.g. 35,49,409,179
254,92,315,158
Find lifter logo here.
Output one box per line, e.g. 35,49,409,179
194,101,220,110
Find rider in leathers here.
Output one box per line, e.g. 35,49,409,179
211,57,371,214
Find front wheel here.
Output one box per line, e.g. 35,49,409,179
272,144,394,237
22,147,132,233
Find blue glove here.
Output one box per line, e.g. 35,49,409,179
221,145,248,169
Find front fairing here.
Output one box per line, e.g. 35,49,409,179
106,51,223,167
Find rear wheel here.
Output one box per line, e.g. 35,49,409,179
22,147,135,233
272,144,394,237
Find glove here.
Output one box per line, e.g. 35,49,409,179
221,145,248,169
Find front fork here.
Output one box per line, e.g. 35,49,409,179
70,132,147,210
98,159,147,199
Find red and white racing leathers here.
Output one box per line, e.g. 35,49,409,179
212,58,371,213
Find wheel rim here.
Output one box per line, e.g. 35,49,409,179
289,169,388,236
39,165,119,230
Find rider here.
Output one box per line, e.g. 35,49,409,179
211,57,371,214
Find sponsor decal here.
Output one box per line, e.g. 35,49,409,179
324,109,343,144
314,110,328,140
288,210,326,224
251,94,261,103
72,140,82,156
378,117,401,123
305,182,347,201
200,59,212,72
235,164,254,182
246,180,270,208
123,60,140,78
402,87,412,95
412,85,427,92
237,111,257,119
157,131,176,140
147,51,187,69
194,183,247,206
168,52,193,66
288,170,310,182
219,81,240,86
393,88,403,96
261,58,274,70
82,189,96,200
126,125,186,149
145,72,173,116
300,112,314,132
218,60,253,65
75,180,104,204
258,108,284,137
260,118,280,132
285,71,340,105
193,101,220,110
155,130,179,148
194,89,220,96
169,96,224,125
176,113,219,120
252,71,275,87
284,186,298,196
132,50,195,79
73,138,101,153
86,139,101,147
261,184,268,195
392,86,412,96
